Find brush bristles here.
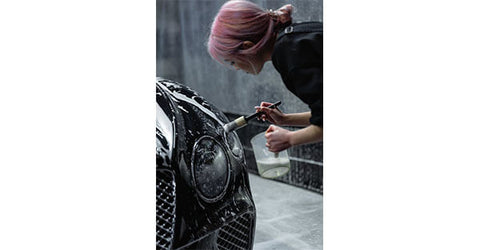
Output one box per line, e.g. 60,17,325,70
223,116,247,133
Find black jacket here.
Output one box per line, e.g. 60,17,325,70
271,22,323,127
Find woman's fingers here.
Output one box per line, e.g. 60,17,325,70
268,142,290,152
260,101,273,107
255,107,273,122
265,125,276,134
264,126,291,152
256,102,284,124
255,106,268,121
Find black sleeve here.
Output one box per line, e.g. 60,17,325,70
289,67,323,127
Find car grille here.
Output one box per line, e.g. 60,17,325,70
217,212,254,250
156,170,176,250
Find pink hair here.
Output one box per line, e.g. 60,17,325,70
208,0,292,66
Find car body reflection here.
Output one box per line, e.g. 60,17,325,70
156,78,256,249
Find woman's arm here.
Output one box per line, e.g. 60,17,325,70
283,112,312,126
256,102,312,126
265,124,323,152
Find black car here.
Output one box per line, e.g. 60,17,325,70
156,78,256,249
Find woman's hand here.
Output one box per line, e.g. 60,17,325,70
255,101,286,125
265,124,323,152
265,125,292,152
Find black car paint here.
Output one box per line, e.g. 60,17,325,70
156,78,256,249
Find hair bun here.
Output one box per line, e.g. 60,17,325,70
276,4,293,24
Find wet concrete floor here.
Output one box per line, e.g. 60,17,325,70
249,173,323,250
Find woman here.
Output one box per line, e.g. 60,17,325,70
208,0,322,152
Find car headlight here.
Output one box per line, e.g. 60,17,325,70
192,136,230,202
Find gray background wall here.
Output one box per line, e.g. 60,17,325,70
157,0,323,193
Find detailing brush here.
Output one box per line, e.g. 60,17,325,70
223,101,281,133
